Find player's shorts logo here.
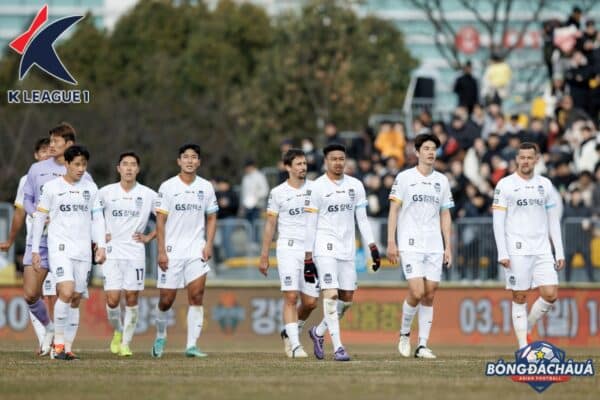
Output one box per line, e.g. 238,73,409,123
160,274,166,284
56,267,64,277
348,188,355,201
288,240,294,247
83,190,90,201
434,182,441,193
409,238,415,246
537,185,544,195
59,244,64,251
516,242,522,249
44,280,51,290
485,341,595,393
9,5,83,85
284,276,292,286
509,275,516,286
323,273,333,284
327,243,333,251
107,246,112,254
197,190,204,202
405,264,412,273
135,197,143,209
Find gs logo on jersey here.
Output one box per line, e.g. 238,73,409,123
83,190,90,201
348,188,355,201
434,182,441,193
135,196,143,209
197,190,204,202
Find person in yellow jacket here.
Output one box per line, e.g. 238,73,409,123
375,121,406,167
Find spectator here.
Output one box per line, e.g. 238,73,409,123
592,163,600,214
240,159,269,224
523,118,548,153
568,170,595,207
563,188,594,281
301,138,321,173
448,111,479,152
323,121,340,146
215,178,239,258
556,94,590,131
481,54,512,105
453,60,479,114
482,133,503,169
564,50,593,111
564,6,583,29
551,160,578,193
356,157,373,184
575,125,599,173
374,121,406,166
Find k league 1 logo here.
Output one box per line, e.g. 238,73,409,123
6,4,90,104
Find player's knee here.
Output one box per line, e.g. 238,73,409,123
284,294,298,307
71,293,82,307
410,290,425,302
512,293,527,304
106,297,120,309
23,291,39,304
337,300,352,318
158,297,174,311
125,293,138,307
189,291,204,306
542,293,558,303
304,297,318,311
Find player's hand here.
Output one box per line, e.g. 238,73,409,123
258,254,269,277
158,251,169,271
95,247,106,265
555,259,566,271
387,241,400,265
201,245,213,262
369,243,381,271
304,259,318,283
443,247,452,269
132,232,151,244
32,252,42,273
0,240,12,252
499,259,511,269
105,233,112,243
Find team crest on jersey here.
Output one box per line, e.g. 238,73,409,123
306,190,312,196
348,188,355,201
538,185,544,195
197,190,204,202
135,196,143,209
434,182,441,193
83,190,90,201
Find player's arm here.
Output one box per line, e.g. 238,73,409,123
546,191,565,270
155,189,170,271
202,188,219,262
23,170,36,216
387,176,403,265
492,182,510,268
303,189,319,283
355,187,380,271
259,213,277,276
31,186,51,272
0,207,25,251
440,209,452,268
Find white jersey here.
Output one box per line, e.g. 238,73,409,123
492,173,557,256
14,175,33,234
389,167,454,253
304,174,367,261
35,177,101,261
97,182,157,261
267,180,312,250
155,175,218,260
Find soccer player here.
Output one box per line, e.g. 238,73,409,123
259,149,318,358
97,152,157,357
304,143,381,361
31,145,106,360
151,144,218,358
0,138,54,353
387,133,454,359
492,142,565,349
22,123,91,356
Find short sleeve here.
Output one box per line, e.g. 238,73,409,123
354,183,368,209
155,183,170,215
492,180,508,211
389,174,404,204
440,178,455,210
266,189,279,216
14,177,26,208
205,185,219,215
37,184,52,213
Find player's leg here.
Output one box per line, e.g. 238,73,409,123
51,257,76,360
184,259,210,357
103,259,124,354
152,260,182,358
414,253,443,359
297,270,319,338
63,260,91,359
282,291,307,358
23,246,53,355
505,255,534,349
398,252,425,357
120,260,144,356
528,254,559,338
309,257,340,359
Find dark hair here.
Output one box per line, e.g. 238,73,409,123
518,142,539,154
283,148,306,166
34,137,50,152
49,122,76,143
323,143,346,156
414,133,441,151
64,145,89,163
118,151,140,165
178,143,201,158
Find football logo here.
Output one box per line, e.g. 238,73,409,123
9,5,83,85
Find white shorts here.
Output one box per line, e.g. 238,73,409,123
314,256,356,291
103,259,145,291
49,253,91,294
42,271,56,297
277,248,319,298
157,258,209,289
401,252,443,282
504,254,558,291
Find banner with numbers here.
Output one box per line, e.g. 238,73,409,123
0,286,599,346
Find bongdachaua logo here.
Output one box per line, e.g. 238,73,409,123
6,4,90,104
485,341,595,393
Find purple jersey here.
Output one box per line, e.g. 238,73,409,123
23,157,93,247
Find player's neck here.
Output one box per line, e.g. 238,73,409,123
516,170,534,180
178,172,196,185
120,180,136,192
326,172,343,182
416,163,433,176
63,175,80,185
54,155,65,166
287,177,305,189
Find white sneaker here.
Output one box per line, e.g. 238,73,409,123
281,329,292,357
398,334,411,357
40,327,54,356
414,345,437,359
290,345,308,358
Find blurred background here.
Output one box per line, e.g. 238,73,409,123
0,0,599,287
